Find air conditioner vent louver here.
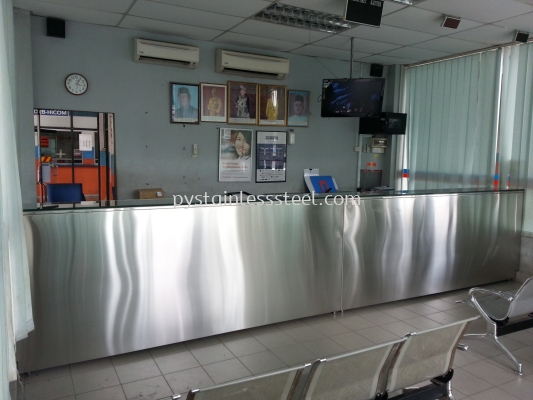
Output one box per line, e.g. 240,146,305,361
215,49,289,80
134,38,199,69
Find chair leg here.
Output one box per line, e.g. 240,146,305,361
457,343,468,351
461,323,523,375
446,380,454,400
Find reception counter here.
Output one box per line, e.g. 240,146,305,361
17,189,523,372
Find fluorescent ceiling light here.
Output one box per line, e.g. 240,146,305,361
254,3,358,34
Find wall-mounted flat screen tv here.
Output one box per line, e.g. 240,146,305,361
321,78,385,118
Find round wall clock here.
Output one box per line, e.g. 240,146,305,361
65,73,88,95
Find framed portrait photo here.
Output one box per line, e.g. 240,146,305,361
200,83,227,123
287,90,310,127
228,82,258,125
171,83,199,124
259,85,286,126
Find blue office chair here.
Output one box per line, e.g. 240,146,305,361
46,183,86,203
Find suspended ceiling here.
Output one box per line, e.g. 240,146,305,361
13,0,533,65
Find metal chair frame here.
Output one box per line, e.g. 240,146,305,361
457,277,533,375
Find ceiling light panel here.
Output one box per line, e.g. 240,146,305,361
253,2,359,34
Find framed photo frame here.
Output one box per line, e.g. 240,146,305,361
228,82,258,125
200,83,227,123
256,131,287,183
287,90,310,127
171,83,199,124
259,85,286,126
219,128,253,182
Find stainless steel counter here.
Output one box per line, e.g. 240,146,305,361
17,190,523,372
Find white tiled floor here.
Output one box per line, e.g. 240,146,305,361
13,280,533,400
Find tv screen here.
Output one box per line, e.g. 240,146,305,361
321,78,385,118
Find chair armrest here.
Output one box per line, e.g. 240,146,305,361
468,287,513,302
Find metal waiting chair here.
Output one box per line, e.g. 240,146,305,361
457,277,533,375
385,317,476,400
299,339,406,400
184,363,310,400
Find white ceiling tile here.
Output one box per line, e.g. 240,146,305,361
231,20,332,44
14,0,122,25
14,0,134,13
412,36,488,53
129,0,244,31
290,44,370,61
492,12,533,32
380,46,451,61
381,7,483,35
149,0,271,17
448,24,515,44
120,16,223,41
343,24,438,46
213,32,303,52
416,0,533,24
312,35,402,53
382,1,408,16
357,54,418,65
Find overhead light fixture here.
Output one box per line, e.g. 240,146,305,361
254,3,358,34
514,31,529,43
442,15,461,29
393,0,413,5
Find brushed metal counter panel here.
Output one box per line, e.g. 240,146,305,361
342,192,523,310
18,204,343,372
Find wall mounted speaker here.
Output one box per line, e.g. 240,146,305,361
442,16,461,29
514,31,529,43
47,18,65,38
370,64,384,77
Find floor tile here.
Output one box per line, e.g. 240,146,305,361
336,315,375,331
114,359,162,384
469,387,520,400
111,350,152,367
270,343,316,366
254,331,297,350
190,344,235,365
75,385,126,400
453,347,484,367
23,364,71,384
402,303,440,316
149,342,187,358
425,311,463,325
301,337,346,357
422,298,463,311
379,306,420,320
486,353,533,376
460,338,503,358
357,310,399,325
308,320,351,336
246,324,281,337
121,376,173,400
184,336,222,350
380,321,418,337
356,326,399,344
283,325,325,342
462,360,520,386
71,367,120,394
202,359,251,384
506,330,533,346
238,351,286,374
274,319,306,330
301,313,336,324
164,367,214,396
217,330,252,343
154,351,200,375
23,375,75,400
224,336,268,357
403,316,442,330
70,358,113,376
330,331,375,351
499,379,533,400
452,368,494,396
444,306,480,319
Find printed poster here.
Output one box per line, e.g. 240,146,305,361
256,131,287,182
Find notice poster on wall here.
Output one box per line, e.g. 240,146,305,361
219,128,253,182
256,131,287,182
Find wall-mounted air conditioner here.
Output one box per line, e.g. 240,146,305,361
215,49,289,80
134,38,199,69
